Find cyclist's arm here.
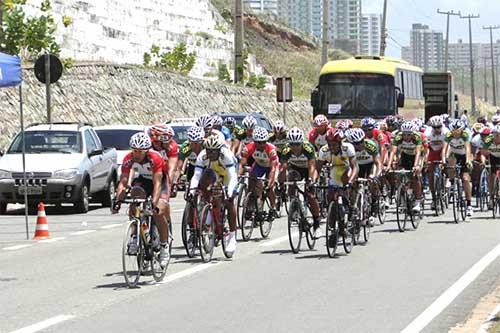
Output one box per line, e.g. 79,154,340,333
307,159,318,182
115,172,129,202
414,145,422,170
374,154,383,177
465,141,473,164
168,157,178,184
231,138,240,154
189,166,203,195
238,156,248,176
480,149,489,164
316,159,325,173
441,142,449,163
152,172,162,207
388,145,398,169
268,158,278,188
226,165,238,198
172,158,185,185
348,156,358,184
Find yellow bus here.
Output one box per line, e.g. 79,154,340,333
311,56,425,121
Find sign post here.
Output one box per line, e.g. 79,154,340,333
34,54,63,123
276,77,293,125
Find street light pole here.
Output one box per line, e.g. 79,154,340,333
321,0,329,66
460,13,480,114
380,0,388,56
437,9,461,72
234,0,244,84
483,25,499,106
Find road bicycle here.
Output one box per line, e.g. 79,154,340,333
391,170,421,232
240,176,275,241
445,164,467,223
181,190,199,258
236,166,250,234
474,162,489,212
491,168,500,218
427,161,446,216
286,180,316,254
325,184,354,257
352,178,372,244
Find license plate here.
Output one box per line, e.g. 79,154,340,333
18,186,43,195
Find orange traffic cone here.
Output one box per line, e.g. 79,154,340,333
33,202,50,240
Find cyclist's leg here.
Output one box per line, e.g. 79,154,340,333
458,155,472,204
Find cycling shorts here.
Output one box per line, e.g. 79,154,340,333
428,149,442,162
399,153,416,171
490,155,500,174
131,175,170,203
358,163,374,179
288,165,308,181
251,163,271,178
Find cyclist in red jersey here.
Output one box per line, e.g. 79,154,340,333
308,114,332,151
147,124,179,195
239,127,280,217
113,133,171,267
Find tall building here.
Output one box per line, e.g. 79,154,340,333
277,0,313,36
402,23,444,71
244,0,278,15
360,14,381,55
447,39,500,69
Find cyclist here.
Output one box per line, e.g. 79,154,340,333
189,134,239,257
269,120,288,157
224,117,240,141
113,132,171,267
232,115,256,155
212,115,232,145
196,115,215,136
361,117,389,165
308,114,331,151
239,127,279,218
387,121,424,213
279,127,322,238
172,126,205,191
442,119,474,216
424,116,448,207
147,124,179,183
480,125,500,209
492,114,500,127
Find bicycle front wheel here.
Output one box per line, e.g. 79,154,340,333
220,207,233,259
122,220,143,288
236,183,247,230
181,203,196,258
326,202,339,258
396,187,407,232
493,177,500,218
151,222,170,282
288,198,302,253
241,193,256,241
198,204,215,263
259,196,273,239
342,217,354,254
457,179,467,222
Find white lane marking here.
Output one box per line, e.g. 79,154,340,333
10,314,75,333
100,224,122,229
154,262,222,285
260,233,297,247
70,230,96,236
402,243,500,333
38,237,65,243
172,209,184,213
3,244,33,251
479,303,500,333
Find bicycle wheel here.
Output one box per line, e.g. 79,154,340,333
288,197,302,253
275,185,283,218
236,183,247,230
305,223,316,250
259,196,273,239
479,169,489,212
220,207,233,259
457,179,467,222
198,204,215,263
342,216,354,254
326,202,339,258
451,180,460,224
410,198,420,230
377,181,388,224
493,177,500,218
240,193,256,241
151,222,170,282
122,220,143,288
181,203,196,258
395,186,407,232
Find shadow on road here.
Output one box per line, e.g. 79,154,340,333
260,249,293,255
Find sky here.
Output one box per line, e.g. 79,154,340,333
363,0,500,57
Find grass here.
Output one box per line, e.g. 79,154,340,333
488,314,500,333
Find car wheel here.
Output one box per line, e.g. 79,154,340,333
101,178,115,207
0,201,7,215
75,183,90,213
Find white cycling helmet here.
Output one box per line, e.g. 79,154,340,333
196,115,214,129
204,133,224,149
345,128,365,143
242,115,257,129
400,121,415,133
130,132,152,150
449,119,466,131
287,127,304,143
187,126,205,142
492,125,500,134
492,114,500,123
253,126,269,142
212,115,223,127
429,115,443,127
273,120,286,133
314,114,329,127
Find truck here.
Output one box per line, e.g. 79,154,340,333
422,72,458,122
0,122,118,214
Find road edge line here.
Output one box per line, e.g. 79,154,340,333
9,314,75,333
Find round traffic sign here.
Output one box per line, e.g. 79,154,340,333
34,54,63,84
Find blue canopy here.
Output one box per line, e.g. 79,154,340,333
0,52,22,87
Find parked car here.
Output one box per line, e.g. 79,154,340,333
214,112,273,131
95,125,146,177
0,122,118,214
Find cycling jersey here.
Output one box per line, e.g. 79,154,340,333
367,128,389,147
318,142,356,185
482,135,500,158
121,150,165,180
190,147,238,195
234,127,253,144
178,141,199,165
392,132,422,156
308,127,330,151
220,126,231,141
153,140,179,162
241,142,278,168
471,134,484,151
424,127,449,152
269,132,288,154
445,131,470,155
355,139,379,165
281,142,316,169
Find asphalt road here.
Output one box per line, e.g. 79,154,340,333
0,197,499,333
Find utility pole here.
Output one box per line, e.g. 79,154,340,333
380,0,388,56
437,9,461,72
482,56,488,102
321,0,329,66
460,13,480,114
483,25,499,106
234,0,244,84
0,0,4,53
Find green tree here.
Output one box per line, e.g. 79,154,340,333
0,0,70,60
144,43,196,75
218,63,231,82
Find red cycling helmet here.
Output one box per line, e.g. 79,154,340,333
326,128,344,142
481,127,492,136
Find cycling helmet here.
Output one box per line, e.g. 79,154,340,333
481,127,492,136
212,115,223,127
242,115,257,129
273,120,286,133
361,117,376,129
492,125,500,134
148,123,166,139
253,126,269,142
224,116,236,128
130,132,152,150
345,119,354,128
326,128,344,142
429,116,443,128
287,127,304,143
204,133,224,149
345,128,365,144
492,114,500,124
413,118,424,129
385,115,399,129
335,120,348,130
158,125,175,143
196,115,214,129
477,115,487,124
440,114,450,123
314,114,329,127
400,121,415,133
187,126,205,142
472,122,484,134
449,119,466,131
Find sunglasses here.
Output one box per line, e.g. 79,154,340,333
432,126,442,129
132,149,147,153
290,143,302,147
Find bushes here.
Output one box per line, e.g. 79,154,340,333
143,43,196,75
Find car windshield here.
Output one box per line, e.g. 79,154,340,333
95,129,143,150
220,115,271,131
172,126,189,143
318,73,395,118
8,131,82,154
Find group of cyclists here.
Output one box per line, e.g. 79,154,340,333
111,110,500,269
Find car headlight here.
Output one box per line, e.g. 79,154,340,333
53,169,79,180
0,169,11,179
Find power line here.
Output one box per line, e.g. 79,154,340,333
437,9,461,72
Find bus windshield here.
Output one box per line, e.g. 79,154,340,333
318,73,395,118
